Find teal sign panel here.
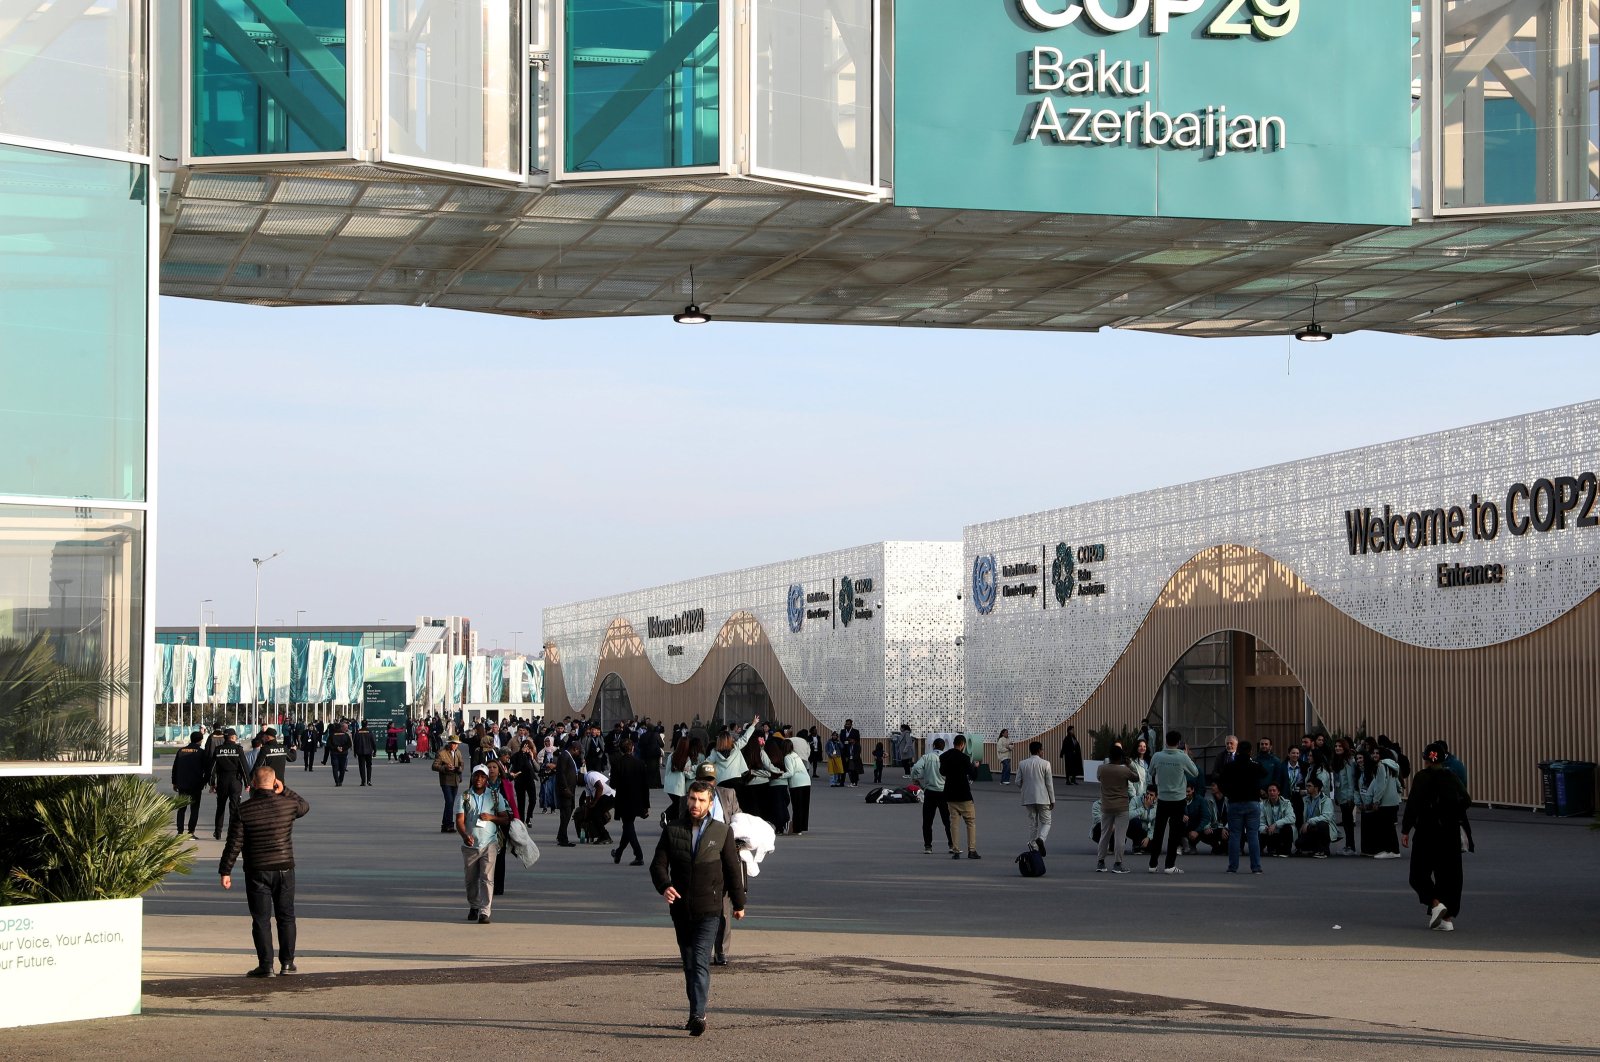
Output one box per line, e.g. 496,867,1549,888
894,0,1413,225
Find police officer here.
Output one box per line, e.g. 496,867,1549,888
353,720,378,786
255,727,290,788
210,728,249,839
170,730,210,835
324,722,353,786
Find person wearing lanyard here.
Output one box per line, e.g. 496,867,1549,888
457,765,510,924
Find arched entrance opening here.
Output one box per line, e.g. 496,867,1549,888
593,673,632,731
714,663,770,731
1144,631,1314,777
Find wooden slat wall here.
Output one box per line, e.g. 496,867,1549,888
543,611,832,738
1028,545,1600,808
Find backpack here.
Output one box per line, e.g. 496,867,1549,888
1016,848,1046,877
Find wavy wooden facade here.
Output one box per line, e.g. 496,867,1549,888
543,611,828,737
1030,544,1600,809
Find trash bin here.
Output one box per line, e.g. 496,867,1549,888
1537,760,1597,817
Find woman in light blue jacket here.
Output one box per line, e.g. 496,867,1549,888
1360,753,1402,858
1330,739,1359,854
783,738,812,835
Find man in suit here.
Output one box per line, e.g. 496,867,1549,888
610,734,651,866
838,719,862,787
650,781,748,1037
556,737,582,847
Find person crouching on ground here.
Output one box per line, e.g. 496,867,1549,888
651,781,747,1037
457,764,511,924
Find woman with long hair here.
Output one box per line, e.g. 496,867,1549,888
996,728,1013,785
664,737,693,821
764,737,793,833
783,734,812,835
1331,739,1359,855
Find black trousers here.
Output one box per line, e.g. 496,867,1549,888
1263,828,1295,855
921,791,952,849
557,798,574,844
618,815,642,861
1339,802,1356,848
790,787,811,833
330,752,349,786
494,841,507,896
214,780,242,836
245,868,296,970
1150,799,1186,868
1409,830,1464,916
515,779,536,822
1296,821,1333,855
176,789,202,833
302,750,315,770
355,754,373,785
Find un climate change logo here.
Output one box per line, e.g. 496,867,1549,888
972,554,997,615
838,577,856,627
787,584,805,633
1052,542,1075,605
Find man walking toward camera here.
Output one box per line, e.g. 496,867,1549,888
457,764,511,924
651,781,747,1037
219,765,309,977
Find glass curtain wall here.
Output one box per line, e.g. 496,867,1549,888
0,0,146,153
1149,632,1232,756
191,0,349,156
563,0,720,172
594,672,632,728
751,0,872,188
0,506,145,767
1439,0,1599,209
0,144,147,502
386,0,522,173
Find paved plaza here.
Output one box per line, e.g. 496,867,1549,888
8,757,1600,1058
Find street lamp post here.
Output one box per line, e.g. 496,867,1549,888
252,551,284,732
199,598,212,732
510,630,522,654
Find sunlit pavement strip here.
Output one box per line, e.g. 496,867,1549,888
141,915,1599,1047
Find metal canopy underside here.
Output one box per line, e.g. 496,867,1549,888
158,167,1600,338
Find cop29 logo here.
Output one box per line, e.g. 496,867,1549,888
787,584,805,633
972,555,998,615
837,577,856,627
1052,543,1075,605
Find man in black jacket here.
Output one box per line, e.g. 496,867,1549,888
650,781,747,1036
639,724,665,790
556,739,582,847
324,722,353,786
170,731,210,834
353,721,378,786
255,728,289,786
1218,744,1264,874
584,724,609,774
220,766,310,977
209,728,249,839
610,735,651,866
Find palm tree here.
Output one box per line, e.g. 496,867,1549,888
0,634,129,763
0,776,195,905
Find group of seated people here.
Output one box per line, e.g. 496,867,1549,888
1091,777,1343,859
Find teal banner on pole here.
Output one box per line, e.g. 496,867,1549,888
893,0,1413,225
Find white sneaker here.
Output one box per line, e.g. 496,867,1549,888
1436,919,1455,932
1428,902,1447,929
1373,851,1401,860
1163,866,1184,875
1147,865,1159,874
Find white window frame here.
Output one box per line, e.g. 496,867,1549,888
742,0,884,200
181,0,366,166
377,0,531,183
552,0,734,183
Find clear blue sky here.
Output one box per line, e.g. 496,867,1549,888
156,296,1600,650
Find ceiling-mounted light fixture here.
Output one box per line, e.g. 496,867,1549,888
1295,283,1331,342
673,265,711,325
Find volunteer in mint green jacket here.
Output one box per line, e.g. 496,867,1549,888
1296,777,1341,856
1260,783,1297,856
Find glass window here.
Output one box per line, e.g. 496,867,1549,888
752,0,873,188
1439,0,1599,209
0,503,144,768
191,0,348,156
0,0,146,154
386,0,522,173
564,0,720,172
0,144,146,501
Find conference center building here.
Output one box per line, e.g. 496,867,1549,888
3,0,1597,784
548,400,1600,808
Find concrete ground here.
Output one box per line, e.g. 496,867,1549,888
9,756,1599,1057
